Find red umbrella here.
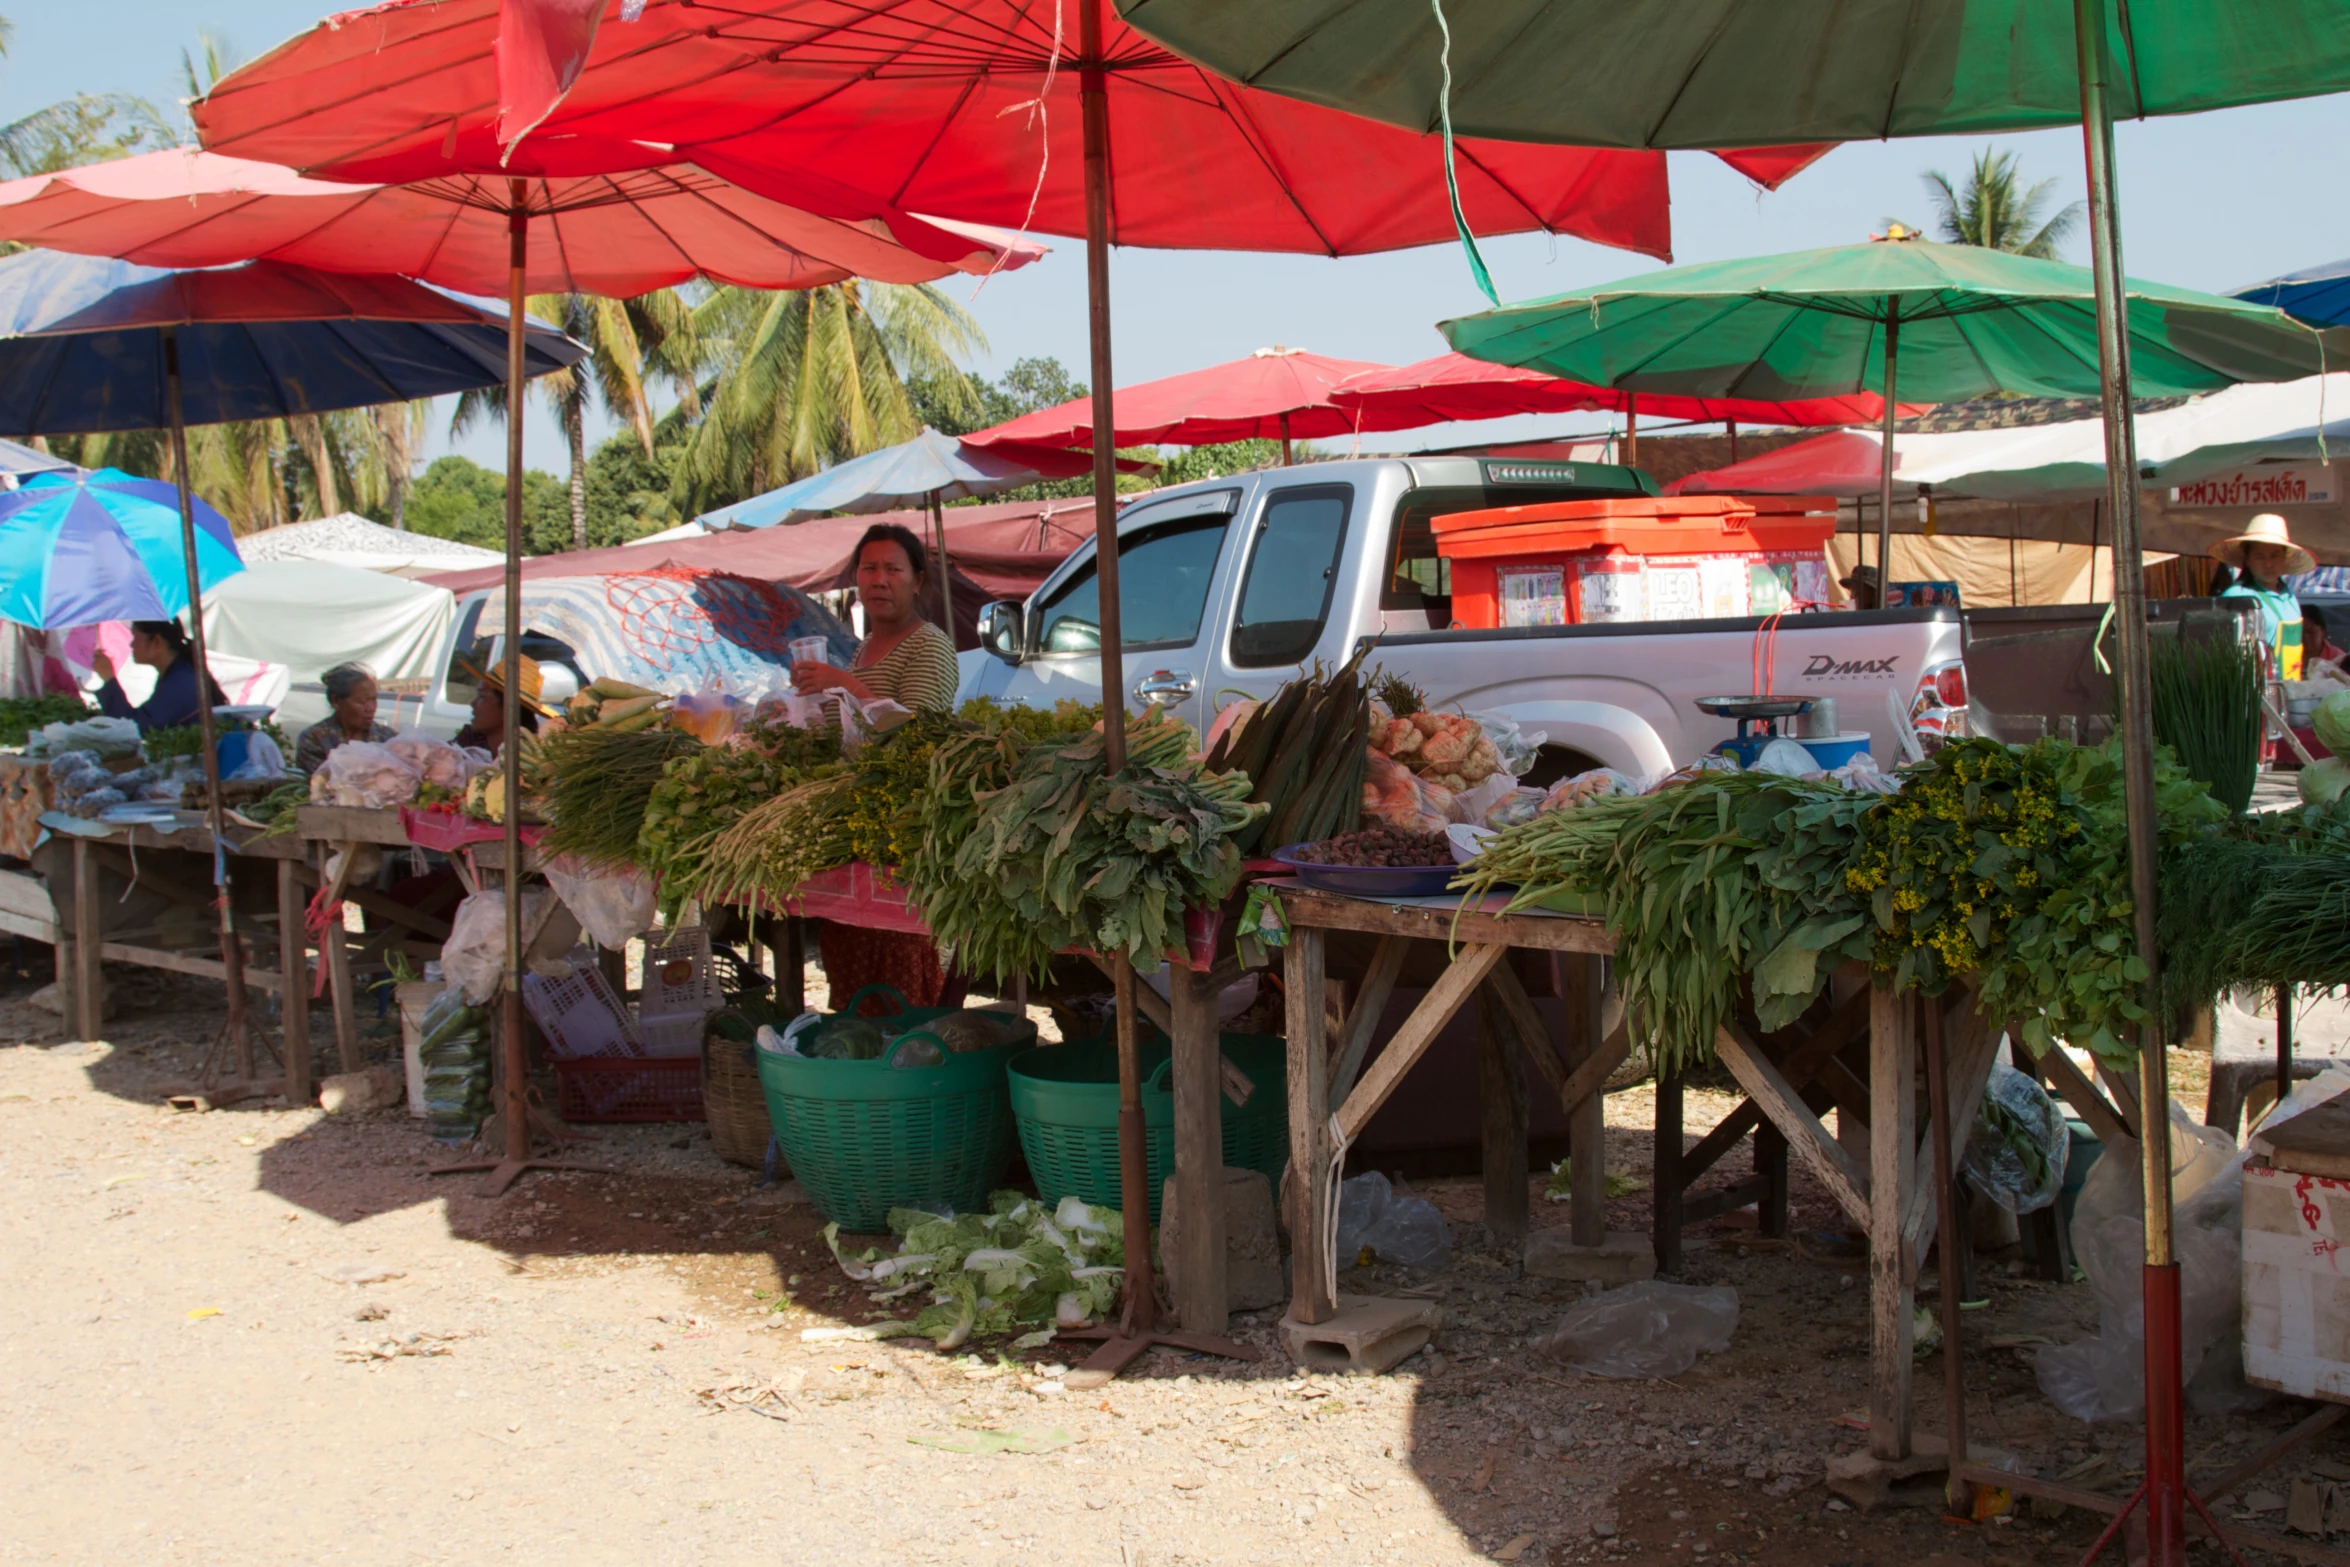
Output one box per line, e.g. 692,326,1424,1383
1329,351,1919,430
0,146,1042,295
192,2,1830,262
966,347,1401,461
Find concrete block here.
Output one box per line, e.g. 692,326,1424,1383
1161,1166,1285,1314
1280,1294,1441,1374
318,1066,403,1115
1524,1229,1657,1285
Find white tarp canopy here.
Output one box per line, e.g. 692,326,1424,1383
201,559,455,687
238,513,503,578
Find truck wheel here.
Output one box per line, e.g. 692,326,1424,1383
1520,744,1606,788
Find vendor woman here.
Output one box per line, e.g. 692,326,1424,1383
91,619,226,733
788,523,959,712
2214,513,2316,680
452,647,548,756
295,662,395,774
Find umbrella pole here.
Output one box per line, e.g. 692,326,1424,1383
1281,410,1293,467
2075,3,2196,1562
1725,416,1739,466
163,330,266,1090
1877,314,1899,596
1624,392,1637,467
930,491,953,637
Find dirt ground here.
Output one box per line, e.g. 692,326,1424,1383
2,961,2341,1567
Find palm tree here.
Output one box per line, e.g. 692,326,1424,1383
370,402,429,529
1915,148,2083,260
673,279,985,516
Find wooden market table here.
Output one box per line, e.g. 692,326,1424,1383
1274,880,2018,1461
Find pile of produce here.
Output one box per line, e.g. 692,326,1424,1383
1376,709,1501,794
1204,654,1367,854
2148,631,2263,816
634,738,798,915
826,1192,1125,1348
763,1004,1029,1065
1290,826,1453,866
535,725,697,862
2159,794,2350,1024
0,694,89,749
562,677,667,732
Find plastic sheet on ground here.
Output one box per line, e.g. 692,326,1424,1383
1964,1059,2069,1214
1532,1280,1740,1379
2034,1099,2261,1422
1332,1171,1453,1271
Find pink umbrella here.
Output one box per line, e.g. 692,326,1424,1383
965,347,1403,463
0,147,1042,295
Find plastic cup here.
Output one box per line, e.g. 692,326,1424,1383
788,636,829,667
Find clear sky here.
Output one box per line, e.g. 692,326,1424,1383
14,3,2350,481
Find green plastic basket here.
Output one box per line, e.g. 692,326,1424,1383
754,985,1036,1232
1006,1031,1288,1224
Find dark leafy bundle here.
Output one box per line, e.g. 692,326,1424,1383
838,709,978,867
2148,631,2263,815
0,694,89,749
947,709,1265,977
692,772,857,907
638,742,801,914
897,727,1049,980
1206,646,1369,854
2159,796,2350,1022
754,714,845,772
1464,774,1873,1071
537,725,701,867
1850,736,2222,1066
141,724,206,765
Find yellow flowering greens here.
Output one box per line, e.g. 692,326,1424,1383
1848,736,2222,1065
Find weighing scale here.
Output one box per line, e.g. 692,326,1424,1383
1695,694,1814,768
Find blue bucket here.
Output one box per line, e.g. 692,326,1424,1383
215,731,254,774
1796,733,1871,770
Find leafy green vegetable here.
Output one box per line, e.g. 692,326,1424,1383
0,694,90,749
824,1192,1126,1348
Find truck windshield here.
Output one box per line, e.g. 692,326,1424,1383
1033,515,1229,654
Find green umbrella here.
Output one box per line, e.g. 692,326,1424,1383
1115,0,2350,148
1439,233,2339,574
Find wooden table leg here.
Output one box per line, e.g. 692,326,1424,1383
1756,1119,1791,1239
278,859,312,1106
1653,1059,1684,1274
1285,926,1334,1326
1169,962,1228,1334
1475,984,1530,1246
1560,954,1608,1248
72,836,101,1039
324,904,361,1075
781,915,807,1014
1869,981,1916,1461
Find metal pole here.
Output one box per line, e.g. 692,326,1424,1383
1081,0,1158,1332
1623,391,1638,467
1877,312,1900,597
499,183,531,1173
2278,983,2295,1117
1725,415,1739,466
2075,1,2183,1559
163,330,259,1085
930,491,954,639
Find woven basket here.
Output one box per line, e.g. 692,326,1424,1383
702,1028,776,1170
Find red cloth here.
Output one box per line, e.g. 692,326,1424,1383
818,923,954,1015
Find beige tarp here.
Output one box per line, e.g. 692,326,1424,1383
1824,534,2173,607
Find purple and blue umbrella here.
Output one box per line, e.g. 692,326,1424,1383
0,467,242,629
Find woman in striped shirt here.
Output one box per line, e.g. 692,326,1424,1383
788,523,959,712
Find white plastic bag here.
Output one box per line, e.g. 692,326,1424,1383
1534,1281,1740,1379
385,729,486,792
1467,709,1546,778
1333,1171,1453,1270
312,740,423,807
227,731,286,781
25,715,140,760
541,853,658,950
2034,1100,2254,1422
439,887,554,1005
1964,1060,2069,1214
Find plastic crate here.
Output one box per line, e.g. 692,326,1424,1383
520,966,639,1060
637,1011,709,1060
555,1055,703,1122
1008,1032,1288,1224
643,926,724,1016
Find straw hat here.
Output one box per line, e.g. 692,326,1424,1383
2211,513,2316,576
456,643,552,717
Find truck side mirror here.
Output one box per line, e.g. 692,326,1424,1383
977,600,1025,664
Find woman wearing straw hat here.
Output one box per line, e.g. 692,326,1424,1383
2214,514,2316,680
452,642,550,758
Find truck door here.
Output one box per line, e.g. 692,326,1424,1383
1215,482,1354,708
1017,489,1241,728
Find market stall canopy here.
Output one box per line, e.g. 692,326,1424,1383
1823,533,2172,609
1115,0,2350,148
2234,257,2350,329
698,429,1094,530
0,148,1046,297
0,438,74,483
0,250,584,433
472,568,858,694
968,348,1402,452
200,557,457,685
0,468,243,628
237,512,503,578
1328,351,1926,429
190,0,1831,262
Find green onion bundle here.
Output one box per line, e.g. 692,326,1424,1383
2148,631,2263,816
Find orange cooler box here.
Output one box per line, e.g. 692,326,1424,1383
1433,495,1839,628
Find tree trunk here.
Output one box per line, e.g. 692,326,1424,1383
566,399,588,551
290,414,339,517
388,472,408,531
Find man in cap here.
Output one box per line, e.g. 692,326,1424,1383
1839,563,1882,611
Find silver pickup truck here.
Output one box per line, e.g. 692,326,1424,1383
958,455,1970,778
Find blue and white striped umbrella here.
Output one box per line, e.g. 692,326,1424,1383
0,467,243,629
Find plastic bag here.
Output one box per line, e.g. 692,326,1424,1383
1532,1280,1740,1379
669,676,744,746
2034,1100,2254,1422
25,715,139,760
1482,786,1544,830
1829,751,1902,794
227,731,286,781
1964,1060,2069,1214
312,740,423,808
1467,710,1546,778
1541,768,1637,813
1451,771,1524,827
1333,1171,1453,1270
385,729,486,792
1362,749,1453,834
541,854,658,950
415,988,490,1141
440,888,553,1005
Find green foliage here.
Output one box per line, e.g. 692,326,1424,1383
826,1192,1127,1347
2159,797,2350,1025
2147,631,2263,815
1913,146,2083,260
1157,440,1284,485
402,456,571,553
0,694,88,748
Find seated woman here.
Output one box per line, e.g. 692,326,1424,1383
789,523,960,712
295,662,395,774
91,620,225,733
452,648,547,757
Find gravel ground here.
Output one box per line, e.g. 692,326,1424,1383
0,963,2340,1567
